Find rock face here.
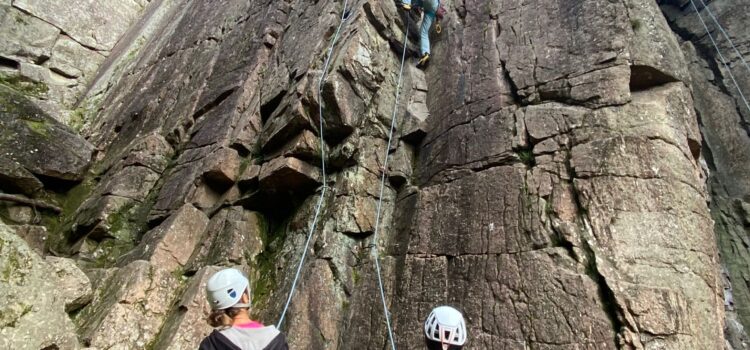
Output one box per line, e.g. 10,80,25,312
0,85,94,182
2,0,749,349
660,0,750,346
0,223,90,350
0,0,149,124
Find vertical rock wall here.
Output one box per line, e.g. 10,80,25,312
0,0,742,349
391,1,724,348
660,0,750,347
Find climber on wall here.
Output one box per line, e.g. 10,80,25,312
424,306,468,350
199,268,289,350
399,0,444,69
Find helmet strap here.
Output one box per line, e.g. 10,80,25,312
232,302,251,309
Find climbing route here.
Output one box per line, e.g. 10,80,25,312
369,15,410,350
277,0,353,329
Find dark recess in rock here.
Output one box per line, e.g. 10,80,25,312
629,65,680,91
261,90,287,122
192,88,237,121
0,56,20,69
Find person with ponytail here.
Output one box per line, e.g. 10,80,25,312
199,268,288,350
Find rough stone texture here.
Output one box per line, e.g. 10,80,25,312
661,0,750,125
0,5,59,61
0,155,43,195
238,164,261,190
76,260,180,349
259,156,322,192
266,129,327,163
47,35,107,79
1,0,743,349
72,195,134,242
13,0,147,51
571,85,722,349
0,85,94,181
4,205,34,224
660,0,750,339
9,224,47,255
119,204,209,272
151,265,220,350
45,256,93,312
69,132,175,249
202,147,241,191
283,259,345,350
186,206,263,272
0,223,82,350
0,0,150,125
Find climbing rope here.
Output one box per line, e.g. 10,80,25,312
370,16,410,350
689,0,750,114
696,0,750,74
277,0,352,329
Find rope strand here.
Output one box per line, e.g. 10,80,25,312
370,16,410,350
689,0,750,114
277,0,351,329
696,0,750,74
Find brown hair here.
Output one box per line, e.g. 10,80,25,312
207,307,244,328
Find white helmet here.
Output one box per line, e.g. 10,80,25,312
206,268,250,310
424,306,467,348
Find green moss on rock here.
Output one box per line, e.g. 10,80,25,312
0,74,48,98
24,119,50,137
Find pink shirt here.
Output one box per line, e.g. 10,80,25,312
234,321,264,329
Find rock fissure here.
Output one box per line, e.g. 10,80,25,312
9,5,107,53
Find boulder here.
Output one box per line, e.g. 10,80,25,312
401,67,429,145
266,129,326,163
0,85,94,181
72,195,134,241
0,5,59,62
319,72,365,139
4,205,34,224
330,194,377,236
259,156,322,192
188,182,223,210
97,165,160,201
45,256,93,312
0,155,43,195
387,142,414,187
0,223,82,350
76,260,179,349
259,100,311,152
202,147,241,191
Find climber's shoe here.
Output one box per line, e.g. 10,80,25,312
417,53,430,69
400,2,411,11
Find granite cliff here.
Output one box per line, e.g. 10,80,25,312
1,0,749,349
